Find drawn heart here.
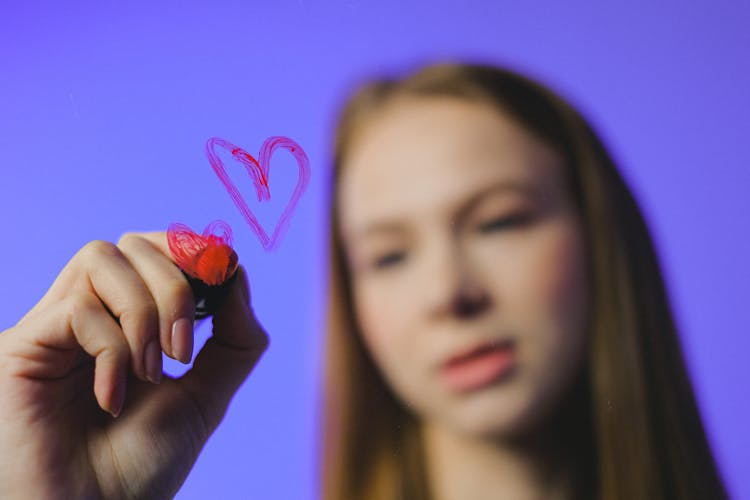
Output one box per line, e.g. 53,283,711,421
167,220,238,286
167,220,239,318
205,136,311,250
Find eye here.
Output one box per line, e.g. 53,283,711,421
478,213,530,234
372,251,406,269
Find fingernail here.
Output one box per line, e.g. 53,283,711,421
172,317,194,364
144,339,162,384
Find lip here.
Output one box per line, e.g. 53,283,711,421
440,339,516,392
443,338,515,367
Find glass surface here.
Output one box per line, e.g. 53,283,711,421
0,2,747,499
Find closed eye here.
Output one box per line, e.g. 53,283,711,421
373,251,406,269
478,214,530,233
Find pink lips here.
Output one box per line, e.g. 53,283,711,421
440,340,516,392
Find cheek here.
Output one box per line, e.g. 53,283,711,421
478,218,588,328
529,223,588,328
351,273,444,416
478,217,589,376
352,278,415,375
513,218,590,393
544,222,589,343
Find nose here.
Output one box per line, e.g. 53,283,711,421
452,280,491,318
424,242,492,320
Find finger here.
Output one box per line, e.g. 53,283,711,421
117,233,196,370
11,291,130,417
131,231,172,259
46,240,160,383
178,266,268,433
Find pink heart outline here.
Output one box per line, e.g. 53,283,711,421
205,136,311,250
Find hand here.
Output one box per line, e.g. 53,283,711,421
0,232,269,499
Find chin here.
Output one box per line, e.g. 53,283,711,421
437,390,544,440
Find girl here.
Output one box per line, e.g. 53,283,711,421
318,63,729,500
0,63,728,500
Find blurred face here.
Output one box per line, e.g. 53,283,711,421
338,96,590,438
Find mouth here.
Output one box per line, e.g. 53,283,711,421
440,339,517,392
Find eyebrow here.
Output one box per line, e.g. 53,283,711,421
349,179,537,241
456,179,537,217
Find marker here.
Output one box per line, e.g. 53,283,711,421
166,221,239,319
185,270,237,319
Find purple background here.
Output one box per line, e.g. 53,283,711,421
1,1,748,498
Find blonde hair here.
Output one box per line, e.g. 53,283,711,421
317,63,728,500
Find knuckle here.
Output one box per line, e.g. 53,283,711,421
65,292,106,335
117,232,155,252
0,334,13,377
97,338,130,368
80,239,121,261
106,341,130,363
119,301,159,342
116,232,141,247
66,291,100,319
63,293,128,352
0,355,24,380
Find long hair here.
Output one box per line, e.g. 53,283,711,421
317,63,728,500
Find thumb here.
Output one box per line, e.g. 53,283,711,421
178,265,269,433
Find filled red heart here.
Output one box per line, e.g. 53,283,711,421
167,220,238,286
205,136,310,250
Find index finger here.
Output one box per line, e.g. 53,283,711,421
129,231,171,257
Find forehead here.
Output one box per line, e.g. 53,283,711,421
338,97,564,234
